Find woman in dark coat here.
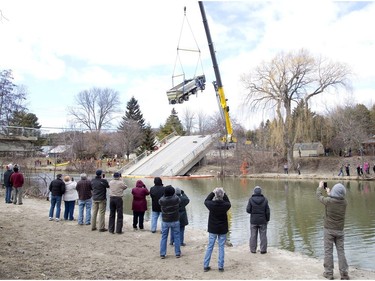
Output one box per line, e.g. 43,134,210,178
131,180,150,230
170,187,190,246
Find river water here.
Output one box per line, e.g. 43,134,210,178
120,177,375,271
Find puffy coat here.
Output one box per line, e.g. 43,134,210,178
49,178,66,196
159,194,180,222
204,192,231,234
63,180,78,201
246,194,270,225
132,183,150,212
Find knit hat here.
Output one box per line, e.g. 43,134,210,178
253,186,262,195
96,169,103,176
136,180,145,188
213,187,224,201
175,187,181,195
164,185,175,196
13,166,19,172
330,183,346,199
154,177,163,186
113,172,121,178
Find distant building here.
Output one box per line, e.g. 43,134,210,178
47,145,71,158
293,142,325,157
362,135,375,156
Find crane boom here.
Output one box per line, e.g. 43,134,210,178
198,1,234,144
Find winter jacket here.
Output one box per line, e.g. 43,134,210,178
150,185,165,212
3,169,13,187
10,171,24,188
76,179,93,200
109,179,127,197
91,176,109,201
63,180,78,201
49,178,66,196
132,186,150,212
246,194,270,225
177,192,190,227
204,192,231,235
316,186,347,230
159,194,180,222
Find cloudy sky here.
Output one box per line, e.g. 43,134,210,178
1,0,374,133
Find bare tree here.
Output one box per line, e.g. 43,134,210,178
181,108,196,135
241,49,352,166
116,119,143,160
197,110,210,135
68,87,121,132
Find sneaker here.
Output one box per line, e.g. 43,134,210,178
99,228,108,232
160,255,166,259
250,251,256,254
260,251,267,254
204,267,211,272
49,217,53,221
55,218,60,222
169,242,174,245
181,243,186,246
176,254,181,258
91,227,97,231
323,272,334,280
219,268,224,272
151,231,156,233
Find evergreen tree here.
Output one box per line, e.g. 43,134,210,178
138,123,157,153
158,108,185,139
10,111,41,128
120,96,145,130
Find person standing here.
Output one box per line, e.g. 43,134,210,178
91,169,109,232
159,185,181,259
62,175,78,221
150,177,165,233
345,163,350,177
203,187,231,272
108,172,127,234
131,179,150,230
283,163,288,174
246,186,270,254
48,174,66,221
297,163,301,175
10,165,24,205
170,187,190,246
76,173,93,225
3,164,13,204
316,181,349,280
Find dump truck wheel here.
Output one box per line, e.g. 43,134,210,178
184,95,189,101
178,96,184,103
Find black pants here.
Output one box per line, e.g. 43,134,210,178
133,211,145,229
108,196,123,233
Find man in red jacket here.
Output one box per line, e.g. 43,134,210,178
10,165,24,205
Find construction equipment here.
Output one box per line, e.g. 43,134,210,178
166,75,206,104
198,1,236,144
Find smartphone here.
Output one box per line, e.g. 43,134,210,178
323,182,327,189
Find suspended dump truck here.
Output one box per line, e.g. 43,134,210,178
166,74,206,104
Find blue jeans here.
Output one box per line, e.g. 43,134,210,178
160,221,181,256
64,200,76,220
78,199,92,225
49,195,62,219
151,211,161,232
5,185,12,203
203,233,226,269
170,225,185,244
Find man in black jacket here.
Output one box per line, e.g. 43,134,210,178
158,185,180,259
203,187,231,272
246,186,270,254
48,174,66,221
91,169,109,232
149,177,165,233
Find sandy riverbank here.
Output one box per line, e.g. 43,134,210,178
1,197,375,280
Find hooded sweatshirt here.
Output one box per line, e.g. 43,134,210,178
316,183,347,230
246,186,271,225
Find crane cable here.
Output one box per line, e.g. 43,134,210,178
171,6,205,88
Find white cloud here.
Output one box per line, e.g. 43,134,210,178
1,1,374,132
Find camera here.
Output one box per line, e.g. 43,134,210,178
323,182,328,189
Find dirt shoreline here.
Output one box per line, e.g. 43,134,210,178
1,196,375,280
